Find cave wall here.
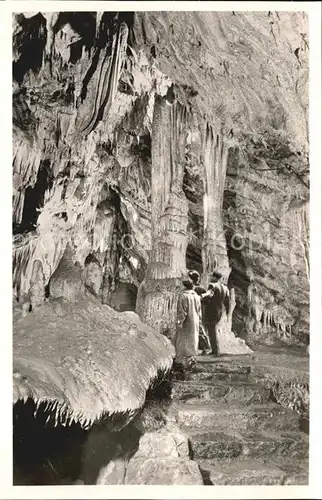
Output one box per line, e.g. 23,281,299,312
224,135,309,344
12,11,309,345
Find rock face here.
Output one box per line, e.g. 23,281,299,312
224,135,309,345
12,10,309,346
96,426,203,485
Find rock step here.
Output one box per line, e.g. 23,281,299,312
172,380,272,405
186,428,308,461
170,402,301,433
192,361,252,375
198,457,308,485
185,371,254,383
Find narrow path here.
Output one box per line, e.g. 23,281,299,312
170,352,309,485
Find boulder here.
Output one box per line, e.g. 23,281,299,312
125,458,203,485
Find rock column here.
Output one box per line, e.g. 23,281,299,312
202,125,230,282
136,95,189,341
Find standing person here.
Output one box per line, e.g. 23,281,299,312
202,270,230,356
188,270,212,355
175,276,201,360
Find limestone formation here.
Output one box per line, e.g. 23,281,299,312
216,287,253,356
12,10,309,344
12,9,309,486
13,293,175,428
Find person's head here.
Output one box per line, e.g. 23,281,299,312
188,270,200,286
212,270,222,283
182,277,194,290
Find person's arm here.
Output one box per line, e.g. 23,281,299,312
201,289,214,302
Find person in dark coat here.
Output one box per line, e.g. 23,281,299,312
202,270,230,356
188,270,212,355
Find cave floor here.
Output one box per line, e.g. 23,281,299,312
170,346,309,485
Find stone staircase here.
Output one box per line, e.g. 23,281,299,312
169,353,309,485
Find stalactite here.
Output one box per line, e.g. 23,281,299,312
13,230,68,302
202,123,230,280
96,12,103,38
92,209,115,254
299,203,310,280
80,21,129,137
13,235,37,299
42,13,59,62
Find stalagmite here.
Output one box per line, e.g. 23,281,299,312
216,287,253,355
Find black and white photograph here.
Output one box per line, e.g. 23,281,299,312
5,0,321,494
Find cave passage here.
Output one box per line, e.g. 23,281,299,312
110,281,138,312
13,160,53,235
186,242,203,275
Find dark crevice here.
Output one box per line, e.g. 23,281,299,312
150,45,156,58
84,253,100,266
13,14,47,84
182,168,204,204
13,398,87,485
79,49,101,103
13,89,37,137
186,242,202,275
13,160,53,235
99,186,142,308
199,466,214,485
131,133,151,162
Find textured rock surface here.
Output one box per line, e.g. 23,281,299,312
91,425,200,485
123,426,203,485
12,11,309,345
199,458,309,485
13,291,174,427
215,288,253,355
130,428,189,459
170,350,309,485
224,134,309,344
125,457,203,485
